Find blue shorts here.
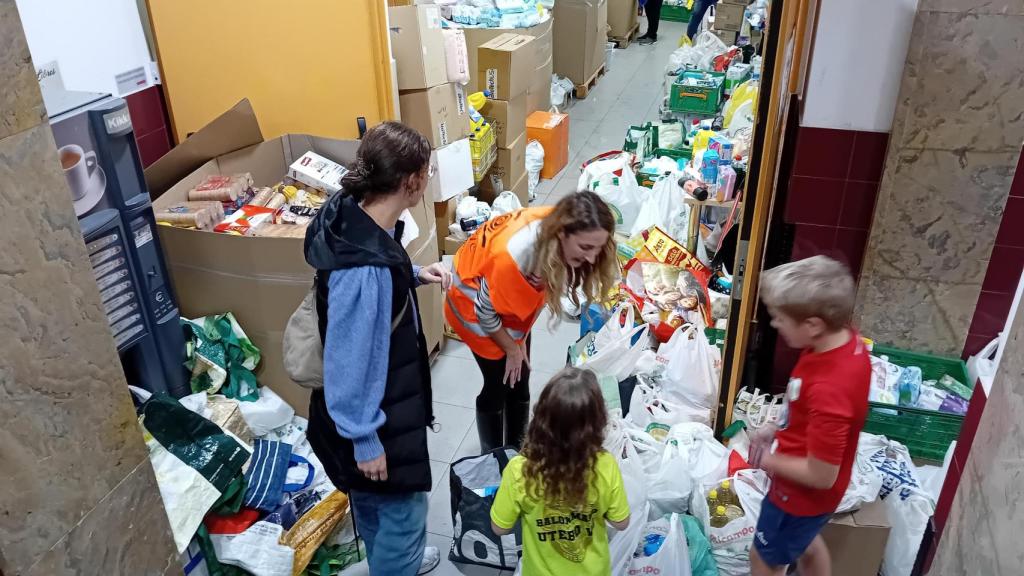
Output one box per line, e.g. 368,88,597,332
753,498,832,567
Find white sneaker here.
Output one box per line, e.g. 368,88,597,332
418,546,441,575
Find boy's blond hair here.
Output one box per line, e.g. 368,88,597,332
760,256,855,330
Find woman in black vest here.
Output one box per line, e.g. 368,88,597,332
305,122,450,576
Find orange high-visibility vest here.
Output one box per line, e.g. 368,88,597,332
445,207,553,360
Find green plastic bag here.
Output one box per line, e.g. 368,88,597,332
682,514,719,576
184,312,261,401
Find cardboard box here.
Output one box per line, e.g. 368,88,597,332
463,17,552,94
712,28,739,46
389,5,448,90
553,0,609,85
144,100,443,417
479,132,527,197
444,235,466,256
288,151,348,194
509,171,529,207
608,0,639,40
478,34,536,100
528,54,554,113
714,2,747,31
399,83,470,148
434,198,458,252
427,138,474,202
821,499,891,576
481,93,528,149
526,111,569,180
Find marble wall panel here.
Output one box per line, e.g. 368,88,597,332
856,5,1024,356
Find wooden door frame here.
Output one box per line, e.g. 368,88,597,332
716,0,821,430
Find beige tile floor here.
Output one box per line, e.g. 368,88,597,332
342,20,687,576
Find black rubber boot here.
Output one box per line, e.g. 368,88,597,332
504,401,531,451
476,408,505,453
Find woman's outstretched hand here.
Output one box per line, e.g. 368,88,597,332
418,261,452,290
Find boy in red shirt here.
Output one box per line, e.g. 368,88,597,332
747,256,870,576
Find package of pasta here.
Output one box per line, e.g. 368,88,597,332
188,173,254,202
623,227,713,340
213,205,276,236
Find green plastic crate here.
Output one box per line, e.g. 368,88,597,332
653,146,693,162
662,4,692,22
669,71,726,115
864,344,973,462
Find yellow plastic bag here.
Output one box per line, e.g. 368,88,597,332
283,490,350,576
723,80,758,128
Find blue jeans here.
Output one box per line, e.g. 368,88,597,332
688,0,718,39
350,491,429,576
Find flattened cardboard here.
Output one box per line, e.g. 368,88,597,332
478,34,536,100
479,131,527,196
481,93,528,148
388,5,449,90
820,498,891,576
714,2,747,31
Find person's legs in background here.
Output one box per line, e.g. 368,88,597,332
687,0,716,39
352,491,431,576
639,0,664,44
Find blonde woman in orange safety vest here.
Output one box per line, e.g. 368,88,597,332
446,191,619,452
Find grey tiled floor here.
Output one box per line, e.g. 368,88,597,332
342,20,687,576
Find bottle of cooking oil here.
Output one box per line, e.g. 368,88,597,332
718,480,741,508
710,505,730,528
706,488,721,511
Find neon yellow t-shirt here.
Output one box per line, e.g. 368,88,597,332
490,452,630,576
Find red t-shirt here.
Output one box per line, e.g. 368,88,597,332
769,331,871,516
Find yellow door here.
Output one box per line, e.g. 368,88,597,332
146,0,394,143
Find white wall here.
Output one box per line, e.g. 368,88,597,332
15,0,153,97
801,0,919,132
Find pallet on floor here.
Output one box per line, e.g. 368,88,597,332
610,23,641,49
574,64,606,99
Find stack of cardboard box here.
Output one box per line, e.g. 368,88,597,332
553,0,609,89
713,0,748,46
608,0,639,45
463,17,554,115
476,34,535,206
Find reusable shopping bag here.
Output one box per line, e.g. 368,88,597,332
243,439,315,512
141,394,252,553
449,448,522,570
183,312,261,401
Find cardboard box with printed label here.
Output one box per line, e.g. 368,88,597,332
144,100,445,416
553,0,609,85
399,83,470,149
608,0,639,40
820,499,891,576
427,138,474,202
463,17,552,95
388,5,448,90
478,34,536,101
526,111,569,180
714,2,747,31
479,132,527,197
481,93,528,148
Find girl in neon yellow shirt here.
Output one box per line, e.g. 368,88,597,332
490,368,631,575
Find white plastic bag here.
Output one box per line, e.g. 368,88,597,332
631,175,691,240
212,521,295,576
859,434,935,576
610,502,649,576
441,29,470,85
667,422,730,488
627,513,691,576
835,445,883,514
237,386,295,437
629,383,710,435
605,419,652,576
526,140,545,199
691,469,769,576
647,443,694,518
574,321,652,383
656,325,719,423
491,190,523,216
966,334,1000,391
578,154,641,234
